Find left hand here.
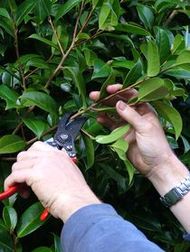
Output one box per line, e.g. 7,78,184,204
5,142,101,222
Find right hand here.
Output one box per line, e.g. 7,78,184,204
5,142,100,222
90,84,174,177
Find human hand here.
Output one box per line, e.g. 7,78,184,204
90,84,174,177
4,142,100,222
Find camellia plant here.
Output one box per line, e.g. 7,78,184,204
0,0,190,251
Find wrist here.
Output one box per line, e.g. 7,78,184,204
54,187,101,222
147,154,189,196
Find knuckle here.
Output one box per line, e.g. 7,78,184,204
12,162,18,171
17,151,26,161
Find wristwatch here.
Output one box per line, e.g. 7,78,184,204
160,175,190,208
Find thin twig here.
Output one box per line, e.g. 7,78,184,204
81,129,95,140
48,16,65,56
44,1,85,89
164,10,178,26
12,106,35,134
14,27,26,89
26,125,57,146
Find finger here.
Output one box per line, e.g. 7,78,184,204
12,160,35,171
17,150,39,161
123,129,135,144
89,91,100,101
106,84,123,93
28,141,53,151
97,115,116,130
4,169,32,190
116,101,145,132
136,103,156,116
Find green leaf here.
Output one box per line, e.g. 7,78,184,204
100,164,126,191
164,68,190,79
53,233,62,252
0,228,13,252
154,101,182,139
0,8,11,19
16,0,36,26
3,206,17,231
111,138,129,160
172,34,185,54
17,54,49,70
55,0,83,21
99,69,116,98
96,125,130,144
137,78,169,102
34,0,52,24
123,158,135,185
155,27,171,63
17,202,45,238
32,247,52,252
63,66,87,108
116,23,150,36
0,85,19,109
92,59,112,79
176,50,190,65
147,40,160,77
22,117,49,139
123,59,143,87
82,134,95,169
136,4,154,30
99,2,111,30
29,34,59,50
0,135,26,154
20,91,57,115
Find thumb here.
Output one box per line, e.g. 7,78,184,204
116,101,144,132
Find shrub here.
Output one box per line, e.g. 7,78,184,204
0,0,190,251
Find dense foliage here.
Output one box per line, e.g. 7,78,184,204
0,0,190,251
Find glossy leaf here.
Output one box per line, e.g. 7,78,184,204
124,158,135,185
136,4,154,30
154,101,182,139
20,91,57,115
29,34,59,50
63,67,86,107
96,125,130,144
0,228,13,252
0,85,19,109
0,135,26,154
16,0,36,26
123,59,143,87
82,134,95,169
23,117,49,139
116,23,150,36
17,202,45,238
56,0,82,21
147,40,160,77
155,27,171,63
3,206,17,231
111,138,129,160
137,78,169,102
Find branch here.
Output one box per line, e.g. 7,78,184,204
44,1,85,89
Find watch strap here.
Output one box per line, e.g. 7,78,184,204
160,174,190,208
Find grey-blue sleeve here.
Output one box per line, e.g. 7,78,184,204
61,204,164,252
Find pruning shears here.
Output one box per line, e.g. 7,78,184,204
0,112,87,221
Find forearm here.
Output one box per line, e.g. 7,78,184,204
148,154,190,232
61,204,163,252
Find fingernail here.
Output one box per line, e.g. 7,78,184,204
117,101,127,111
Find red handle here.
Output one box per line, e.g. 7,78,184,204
40,156,77,221
0,185,19,201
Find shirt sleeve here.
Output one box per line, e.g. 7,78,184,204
61,203,164,252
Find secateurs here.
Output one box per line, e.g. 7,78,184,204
0,112,87,221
